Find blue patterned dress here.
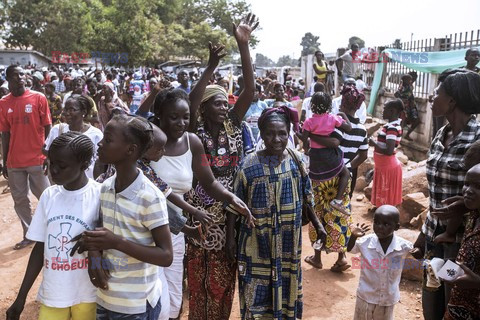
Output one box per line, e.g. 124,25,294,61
232,151,314,320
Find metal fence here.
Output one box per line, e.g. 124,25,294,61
358,29,480,99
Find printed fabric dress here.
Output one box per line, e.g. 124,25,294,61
184,109,244,320
445,210,480,320
232,151,313,320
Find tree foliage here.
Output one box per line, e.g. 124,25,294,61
255,53,274,67
276,55,298,67
300,32,320,56
1,0,255,65
348,36,365,49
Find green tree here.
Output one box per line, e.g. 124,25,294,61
392,39,402,49
300,32,320,56
1,0,258,65
348,36,365,49
255,53,274,67
276,55,298,67
3,0,94,54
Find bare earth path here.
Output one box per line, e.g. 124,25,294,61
0,177,422,319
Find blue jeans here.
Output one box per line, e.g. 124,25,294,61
96,300,161,320
422,239,460,320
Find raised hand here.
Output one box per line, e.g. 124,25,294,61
155,77,172,91
207,42,226,67
351,223,370,238
233,13,259,45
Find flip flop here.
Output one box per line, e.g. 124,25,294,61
330,262,351,273
13,239,34,250
304,255,322,269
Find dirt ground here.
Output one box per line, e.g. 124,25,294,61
0,176,423,319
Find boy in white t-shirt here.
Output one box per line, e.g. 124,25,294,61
348,205,413,320
7,132,100,320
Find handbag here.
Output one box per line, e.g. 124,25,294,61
286,148,314,226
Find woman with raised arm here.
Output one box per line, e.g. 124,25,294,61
183,13,259,320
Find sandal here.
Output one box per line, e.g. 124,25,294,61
2,186,10,194
13,239,34,250
330,261,351,273
304,255,322,269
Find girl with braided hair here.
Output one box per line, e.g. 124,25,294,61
43,94,103,179
7,131,101,320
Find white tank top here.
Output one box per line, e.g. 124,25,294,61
150,133,193,211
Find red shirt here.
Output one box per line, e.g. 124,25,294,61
0,90,52,168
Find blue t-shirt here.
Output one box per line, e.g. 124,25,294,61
244,100,268,140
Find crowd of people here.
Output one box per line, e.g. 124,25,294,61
1,11,480,320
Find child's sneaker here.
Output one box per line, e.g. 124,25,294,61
330,199,351,216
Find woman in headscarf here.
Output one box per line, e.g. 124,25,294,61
184,13,259,320
232,106,325,319
97,82,129,130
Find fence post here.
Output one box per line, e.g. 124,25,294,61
424,38,443,143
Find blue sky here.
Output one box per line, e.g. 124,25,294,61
247,0,480,60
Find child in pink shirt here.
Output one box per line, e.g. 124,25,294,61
298,92,352,215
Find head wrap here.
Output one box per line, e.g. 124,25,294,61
201,85,228,104
103,81,119,100
340,85,365,109
32,71,44,82
258,105,299,133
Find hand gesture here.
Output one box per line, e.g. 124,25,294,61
207,42,226,68
431,196,467,220
70,227,118,254
193,209,214,227
368,137,376,147
6,299,24,320
230,194,256,228
351,223,370,238
443,263,480,289
88,250,110,290
233,13,259,45
154,77,172,92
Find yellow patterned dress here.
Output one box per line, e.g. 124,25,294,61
309,176,352,253
233,151,313,319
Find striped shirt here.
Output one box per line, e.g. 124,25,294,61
422,116,480,242
376,119,402,151
98,170,169,314
339,115,368,168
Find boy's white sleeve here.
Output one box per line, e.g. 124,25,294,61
26,191,49,242
350,235,369,255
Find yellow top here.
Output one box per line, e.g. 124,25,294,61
314,60,327,80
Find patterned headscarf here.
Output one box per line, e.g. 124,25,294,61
258,105,299,133
201,85,228,104
340,85,365,109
